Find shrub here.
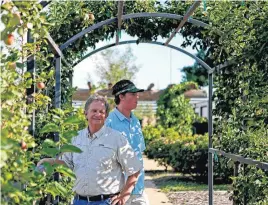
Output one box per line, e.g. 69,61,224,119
143,125,162,145
224,124,268,204
143,126,219,178
157,82,204,135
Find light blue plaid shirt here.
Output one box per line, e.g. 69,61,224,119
105,108,146,195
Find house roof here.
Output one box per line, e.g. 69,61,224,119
184,89,207,98
72,88,207,101
72,89,91,101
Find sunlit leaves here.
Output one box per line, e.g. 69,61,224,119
56,165,75,180
157,82,205,135
40,123,60,133
60,144,82,154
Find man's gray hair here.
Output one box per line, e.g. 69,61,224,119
84,95,110,114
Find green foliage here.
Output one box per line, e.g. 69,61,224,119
35,108,86,204
152,173,230,192
1,1,49,43
46,0,208,66
36,107,86,144
232,167,268,205
206,2,268,203
0,1,56,203
47,0,117,64
1,1,267,203
215,122,268,204
133,103,155,121
95,46,139,85
143,125,162,144
181,50,209,86
143,126,212,178
157,82,204,135
150,82,209,174
0,1,86,204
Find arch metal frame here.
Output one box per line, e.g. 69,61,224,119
73,40,212,72
33,2,268,205
60,13,268,205
60,12,208,51
58,11,214,204
72,39,215,205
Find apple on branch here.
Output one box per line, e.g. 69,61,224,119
4,34,15,46
37,82,45,89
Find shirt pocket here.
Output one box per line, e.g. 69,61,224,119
91,144,116,171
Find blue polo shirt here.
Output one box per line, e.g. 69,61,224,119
105,108,146,195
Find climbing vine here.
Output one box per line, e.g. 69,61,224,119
1,0,267,204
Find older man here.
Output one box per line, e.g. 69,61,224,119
37,95,142,205
105,80,149,205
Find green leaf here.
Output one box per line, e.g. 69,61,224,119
42,139,57,148
1,3,13,11
62,130,78,139
63,115,82,125
43,162,54,175
52,108,65,116
46,183,59,198
56,166,75,180
47,70,54,78
40,72,47,78
17,27,24,36
1,108,13,119
10,13,20,27
16,62,24,69
41,147,59,157
33,33,39,39
2,91,15,101
1,14,9,25
60,144,82,153
24,71,31,78
55,181,68,195
40,123,60,133
48,53,55,58
25,78,33,88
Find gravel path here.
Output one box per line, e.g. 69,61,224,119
143,156,233,205
167,191,232,205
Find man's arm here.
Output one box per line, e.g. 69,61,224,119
114,131,143,205
37,158,66,167
111,171,140,205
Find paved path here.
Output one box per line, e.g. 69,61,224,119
143,156,173,205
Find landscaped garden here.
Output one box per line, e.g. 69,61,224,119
1,1,267,204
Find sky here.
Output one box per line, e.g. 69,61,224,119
0,3,197,91
72,32,196,90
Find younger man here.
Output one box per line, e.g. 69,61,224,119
106,80,148,205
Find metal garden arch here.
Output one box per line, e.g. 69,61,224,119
35,1,268,204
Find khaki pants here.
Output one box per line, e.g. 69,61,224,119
125,192,149,205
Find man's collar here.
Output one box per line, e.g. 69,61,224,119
114,108,133,121
87,126,105,138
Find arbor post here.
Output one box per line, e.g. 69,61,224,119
26,30,36,137
208,72,213,205
53,56,61,205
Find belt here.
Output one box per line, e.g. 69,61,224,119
75,192,119,202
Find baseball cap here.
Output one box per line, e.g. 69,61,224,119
112,80,144,96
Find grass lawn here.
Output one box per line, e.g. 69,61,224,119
148,171,231,193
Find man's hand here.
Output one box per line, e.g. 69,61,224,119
111,193,130,205
37,158,65,167
111,171,140,205
37,158,54,167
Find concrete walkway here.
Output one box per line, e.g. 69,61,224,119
143,156,173,205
